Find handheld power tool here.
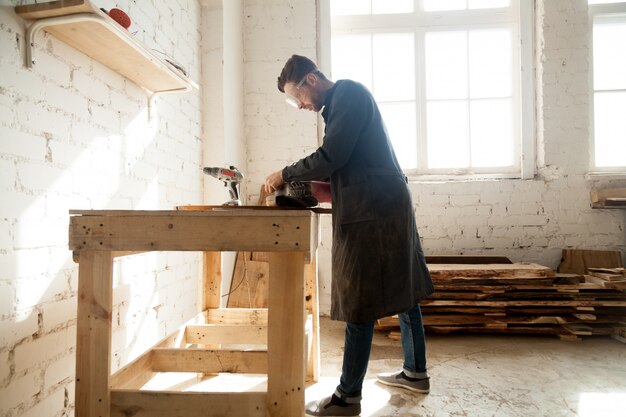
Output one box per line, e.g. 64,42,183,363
203,165,244,206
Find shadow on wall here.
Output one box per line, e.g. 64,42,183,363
1,37,200,416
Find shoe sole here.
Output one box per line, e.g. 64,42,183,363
376,378,430,394
305,412,361,417
305,414,360,417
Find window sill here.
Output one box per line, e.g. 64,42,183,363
406,172,523,182
585,171,626,180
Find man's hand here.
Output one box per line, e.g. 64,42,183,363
264,170,285,194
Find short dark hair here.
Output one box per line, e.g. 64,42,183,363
277,55,327,93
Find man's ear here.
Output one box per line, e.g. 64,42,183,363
306,71,318,86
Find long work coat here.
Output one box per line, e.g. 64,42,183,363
282,80,434,323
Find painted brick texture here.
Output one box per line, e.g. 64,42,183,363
1,0,626,416
0,0,203,416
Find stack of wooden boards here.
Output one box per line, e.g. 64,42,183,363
586,268,626,292
376,261,626,341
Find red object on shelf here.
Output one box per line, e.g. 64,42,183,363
108,8,131,30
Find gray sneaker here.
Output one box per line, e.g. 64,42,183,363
305,394,361,416
377,371,430,393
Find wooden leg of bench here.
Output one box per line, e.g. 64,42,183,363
267,252,306,417
76,251,113,417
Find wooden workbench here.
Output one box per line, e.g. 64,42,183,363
69,208,320,417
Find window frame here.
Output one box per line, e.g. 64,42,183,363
588,1,626,174
317,0,535,180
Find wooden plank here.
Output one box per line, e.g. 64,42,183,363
252,260,270,308
15,0,95,19
227,254,269,308
205,308,268,325
305,253,320,382
251,252,270,262
203,251,221,310
156,311,208,347
177,205,333,214
71,209,317,217
267,252,306,417
69,213,313,253
386,314,623,327
151,348,267,374
433,284,600,292
591,188,626,208
428,263,555,279
185,324,267,345
422,300,626,307
558,249,623,274
431,290,626,301
591,187,626,201
109,351,154,390
424,326,568,335
227,252,251,308
588,271,626,282
111,390,266,417
111,251,147,258
111,310,209,390
431,277,555,285
76,251,113,417
426,255,512,264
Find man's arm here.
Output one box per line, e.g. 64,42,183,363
283,82,372,182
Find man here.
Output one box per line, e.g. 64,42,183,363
264,55,434,417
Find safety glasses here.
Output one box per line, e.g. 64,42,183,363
285,73,309,108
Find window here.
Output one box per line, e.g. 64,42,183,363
589,0,626,171
320,0,534,178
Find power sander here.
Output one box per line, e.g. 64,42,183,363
271,181,331,207
203,166,244,206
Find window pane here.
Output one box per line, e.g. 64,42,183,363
469,28,512,98
373,33,415,101
331,34,373,91
426,100,470,168
469,0,510,9
425,31,468,100
373,0,413,14
470,99,513,167
593,19,626,90
330,0,370,16
594,92,626,167
424,0,467,11
379,102,417,168
424,0,510,9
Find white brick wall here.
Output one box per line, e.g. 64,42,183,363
0,0,203,415
2,0,626,415
243,0,318,204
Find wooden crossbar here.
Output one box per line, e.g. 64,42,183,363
186,324,267,345
151,348,268,374
111,390,266,417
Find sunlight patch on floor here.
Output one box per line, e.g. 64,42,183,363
305,376,392,417
578,392,626,417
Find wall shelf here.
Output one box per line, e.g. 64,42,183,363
591,188,626,209
15,0,198,95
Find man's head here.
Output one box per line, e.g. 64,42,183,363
277,55,332,112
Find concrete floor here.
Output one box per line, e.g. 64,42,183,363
305,317,626,417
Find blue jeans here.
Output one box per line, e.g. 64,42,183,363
336,304,428,402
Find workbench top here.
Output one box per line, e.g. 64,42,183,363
69,207,320,257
